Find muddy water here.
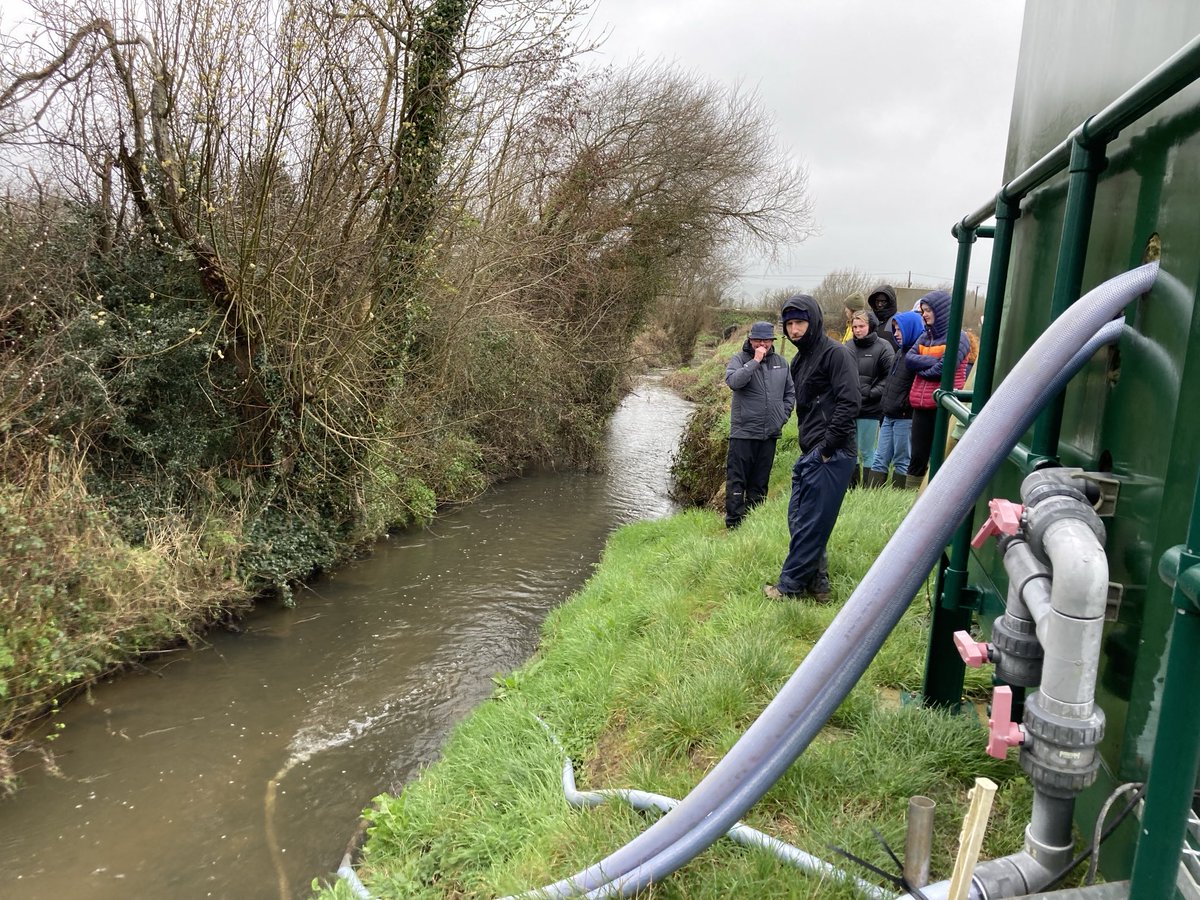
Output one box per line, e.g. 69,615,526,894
0,375,694,899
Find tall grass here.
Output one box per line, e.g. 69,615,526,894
0,448,249,788
318,471,1027,898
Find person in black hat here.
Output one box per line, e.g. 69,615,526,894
764,294,860,602
723,320,795,528
867,284,900,348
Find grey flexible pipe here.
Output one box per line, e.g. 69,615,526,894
337,861,374,900
518,263,1156,899
530,717,889,899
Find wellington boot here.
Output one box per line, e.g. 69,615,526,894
904,474,925,490
847,466,861,490
863,469,888,489
889,471,908,490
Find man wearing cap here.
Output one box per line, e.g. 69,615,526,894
723,321,795,529
764,294,860,602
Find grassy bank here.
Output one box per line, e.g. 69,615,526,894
318,468,1026,898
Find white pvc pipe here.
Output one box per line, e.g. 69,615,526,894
1040,520,1109,708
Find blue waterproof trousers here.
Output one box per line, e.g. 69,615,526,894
776,445,856,595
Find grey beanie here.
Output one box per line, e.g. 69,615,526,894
749,321,776,340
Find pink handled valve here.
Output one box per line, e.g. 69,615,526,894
971,498,1024,548
987,685,1025,759
953,630,991,668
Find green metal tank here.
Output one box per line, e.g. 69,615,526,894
941,3,1200,890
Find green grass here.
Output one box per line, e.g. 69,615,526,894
315,474,1028,899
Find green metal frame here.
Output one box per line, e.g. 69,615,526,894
1128,473,1200,896
917,30,1200,892
922,31,1200,703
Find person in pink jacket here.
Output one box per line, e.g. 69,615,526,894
904,290,969,485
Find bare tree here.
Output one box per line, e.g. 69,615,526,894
811,267,875,331
0,0,815,491
0,0,593,471
401,59,815,454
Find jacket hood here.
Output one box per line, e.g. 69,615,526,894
867,285,898,320
890,310,925,353
919,290,953,341
781,294,824,355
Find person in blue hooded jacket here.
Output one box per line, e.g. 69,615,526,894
864,310,925,488
905,290,970,484
723,321,795,528
764,294,860,603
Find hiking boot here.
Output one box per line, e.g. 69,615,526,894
765,583,830,603
763,583,799,601
805,580,833,603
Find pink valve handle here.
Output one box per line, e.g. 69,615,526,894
971,498,1024,548
953,630,990,668
987,686,1025,759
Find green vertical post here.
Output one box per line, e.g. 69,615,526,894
1129,471,1200,897
971,194,1022,409
922,199,1022,708
1030,135,1107,462
920,225,977,709
927,226,975,478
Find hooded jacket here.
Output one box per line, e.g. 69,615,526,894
844,310,894,421
905,290,970,409
880,311,925,419
867,285,899,348
780,294,860,456
725,337,796,440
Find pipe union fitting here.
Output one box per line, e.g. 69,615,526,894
992,615,1044,687
1019,692,1105,798
1024,495,1105,565
1020,468,1101,508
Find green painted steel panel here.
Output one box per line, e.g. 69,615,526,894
969,1,1200,887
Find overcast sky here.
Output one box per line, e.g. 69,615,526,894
575,1,1026,302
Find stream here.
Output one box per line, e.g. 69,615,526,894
0,374,695,899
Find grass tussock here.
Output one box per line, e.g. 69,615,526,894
323,474,1024,898
0,449,249,789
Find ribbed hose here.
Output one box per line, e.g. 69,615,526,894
516,263,1156,900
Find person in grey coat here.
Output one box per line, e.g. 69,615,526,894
724,321,795,528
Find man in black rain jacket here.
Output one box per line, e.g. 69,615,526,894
764,294,860,602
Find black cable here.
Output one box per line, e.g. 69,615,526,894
829,829,932,900
1042,782,1146,890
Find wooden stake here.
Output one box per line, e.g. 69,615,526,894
947,776,998,900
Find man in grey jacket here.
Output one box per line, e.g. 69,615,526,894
724,321,795,528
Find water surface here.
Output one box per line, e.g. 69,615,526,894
0,376,693,899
